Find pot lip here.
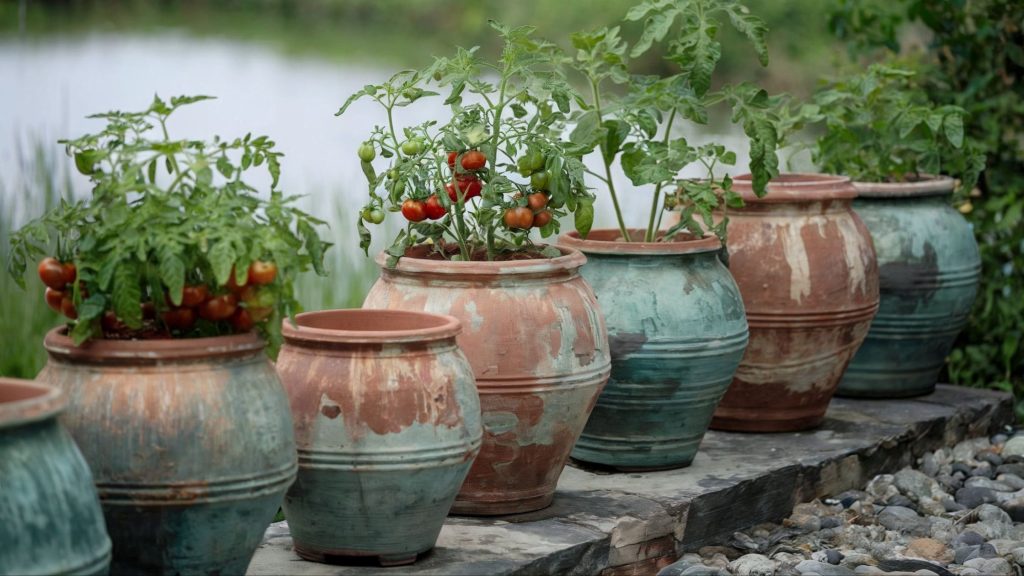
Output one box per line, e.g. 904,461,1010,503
852,174,955,198
374,244,586,275
558,229,721,255
0,377,65,430
282,309,462,345
43,327,265,364
732,172,856,202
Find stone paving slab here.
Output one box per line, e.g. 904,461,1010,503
247,385,1013,576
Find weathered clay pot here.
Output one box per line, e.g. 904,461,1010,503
276,309,482,565
710,173,880,432
38,329,296,575
558,230,748,470
0,378,111,575
839,176,981,397
363,246,610,515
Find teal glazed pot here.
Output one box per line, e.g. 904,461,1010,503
38,329,296,576
0,378,111,575
276,309,482,566
839,176,981,397
559,230,748,470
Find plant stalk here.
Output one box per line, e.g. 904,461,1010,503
591,78,631,241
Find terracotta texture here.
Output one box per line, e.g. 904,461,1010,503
0,378,111,575
276,309,482,565
839,176,981,397
363,247,610,515
38,329,296,575
559,230,748,470
710,173,880,432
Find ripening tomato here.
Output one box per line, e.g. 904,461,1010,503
61,262,77,286
401,139,424,156
425,195,447,220
101,311,128,333
503,207,534,230
141,302,157,320
530,170,550,191
532,210,553,228
457,175,482,199
44,288,63,312
447,151,459,170
60,295,78,319
229,308,254,332
357,142,376,162
248,261,278,285
198,294,238,321
401,199,428,222
225,267,248,293
180,284,210,308
247,306,273,322
527,192,549,211
460,150,486,171
162,307,197,330
38,257,67,290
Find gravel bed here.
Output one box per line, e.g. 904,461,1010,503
659,429,1024,576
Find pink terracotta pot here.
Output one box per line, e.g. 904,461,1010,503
710,173,880,432
363,246,610,515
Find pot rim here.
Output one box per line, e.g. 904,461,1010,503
374,244,586,276
558,229,721,256
853,174,955,198
43,327,265,364
0,377,65,430
733,172,856,202
282,309,462,345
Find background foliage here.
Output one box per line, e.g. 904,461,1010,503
830,0,1023,410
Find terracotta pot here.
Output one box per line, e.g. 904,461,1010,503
276,309,482,565
839,176,981,397
38,329,296,575
363,246,610,515
0,378,111,574
559,230,748,470
710,173,880,432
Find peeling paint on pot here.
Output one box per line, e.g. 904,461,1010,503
559,230,748,470
711,173,880,432
38,329,296,575
0,378,111,575
839,176,981,397
363,246,610,515
275,309,482,565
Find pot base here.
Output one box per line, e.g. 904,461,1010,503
450,492,554,516
294,543,426,567
570,457,694,473
710,410,826,433
835,384,935,399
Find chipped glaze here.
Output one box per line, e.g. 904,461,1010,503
363,246,610,515
38,329,296,575
0,378,111,575
559,230,748,470
839,176,981,397
711,173,880,432
275,309,482,565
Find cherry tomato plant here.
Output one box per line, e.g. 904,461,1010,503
338,21,595,263
569,0,784,243
6,95,330,352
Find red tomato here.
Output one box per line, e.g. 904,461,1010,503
61,262,77,286
180,285,210,308
532,210,553,228
527,192,549,211
503,207,534,230
44,288,63,312
141,302,156,320
162,307,197,330
198,294,238,321
401,199,428,222
61,295,78,319
424,195,447,220
247,261,278,285
229,308,254,332
38,257,66,290
447,151,459,170
457,175,482,199
101,311,128,333
460,150,486,171
226,267,248,293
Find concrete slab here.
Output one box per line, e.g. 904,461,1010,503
247,385,1013,576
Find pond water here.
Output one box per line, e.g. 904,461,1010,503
1,32,756,290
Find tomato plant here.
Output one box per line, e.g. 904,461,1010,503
339,21,595,263
6,95,330,352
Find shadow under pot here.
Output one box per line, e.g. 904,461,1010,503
38,329,297,576
275,309,482,566
839,176,981,398
362,246,610,515
0,377,111,575
558,230,748,470
710,173,880,432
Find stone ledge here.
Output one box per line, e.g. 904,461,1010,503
247,385,1013,576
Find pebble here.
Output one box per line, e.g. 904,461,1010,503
878,506,929,535
997,463,1024,477
951,463,973,476
886,495,916,509
963,476,1014,491
727,553,777,576
998,494,1024,522
992,434,1009,445
1001,436,1024,459
963,557,1012,575
955,486,999,508
795,559,855,575
1010,546,1024,566
980,451,1004,467
904,538,953,563
969,462,994,478
997,473,1024,490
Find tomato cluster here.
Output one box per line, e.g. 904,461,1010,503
503,191,553,230
399,149,489,224
38,257,79,319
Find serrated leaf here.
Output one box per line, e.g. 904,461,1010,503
209,240,236,286
77,294,107,321
357,216,372,256
113,265,143,329
298,220,326,276
601,120,630,165
160,253,186,306
944,113,964,148
574,199,595,239
725,5,769,67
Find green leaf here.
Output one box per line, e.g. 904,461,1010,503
357,215,372,256
574,199,595,238
113,265,143,329
78,294,107,322
569,110,604,151
70,319,99,346
943,113,964,148
601,120,630,165
209,240,236,286
298,220,327,276
160,252,186,306
724,4,770,67
631,8,679,58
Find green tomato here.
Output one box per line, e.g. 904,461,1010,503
530,170,550,191
362,207,386,224
525,150,545,172
357,142,376,162
401,139,424,155
517,156,534,177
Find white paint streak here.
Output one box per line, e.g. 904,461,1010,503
780,223,812,303
837,217,869,295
